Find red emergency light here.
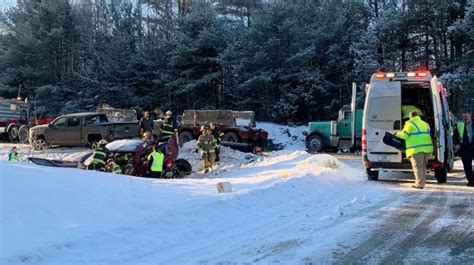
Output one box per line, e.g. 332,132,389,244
416,72,428,77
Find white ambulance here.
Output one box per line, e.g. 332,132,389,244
362,71,454,183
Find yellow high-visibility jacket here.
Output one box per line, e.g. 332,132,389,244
396,116,433,157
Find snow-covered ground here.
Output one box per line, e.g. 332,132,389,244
1,122,473,264
0,150,396,264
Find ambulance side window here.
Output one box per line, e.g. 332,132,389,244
368,97,401,130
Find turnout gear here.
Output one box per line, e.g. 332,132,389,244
210,126,224,163
89,146,111,170
196,133,217,173
105,160,122,174
160,118,178,136
148,150,164,178
396,116,433,158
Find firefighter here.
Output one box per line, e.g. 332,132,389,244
396,111,433,189
210,122,224,163
139,111,154,137
147,144,164,178
160,110,178,139
453,111,474,187
7,146,20,162
105,156,122,174
87,140,111,171
196,125,217,173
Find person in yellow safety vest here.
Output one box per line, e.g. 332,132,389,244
210,122,224,163
105,157,122,174
195,125,217,173
402,105,423,120
396,111,434,189
147,144,164,178
453,111,474,187
160,110,178,138
87,139,111,171
7,146,20,162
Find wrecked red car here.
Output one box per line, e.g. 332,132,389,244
29,135,192,178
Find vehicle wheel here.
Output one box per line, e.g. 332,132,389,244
435,167,447,183
18,125,30,143
306,134,324,154
222,132,240,143
7,124,19,142
33,137,47,151
178,131,194,147
172,159,192,178
366,169,379,181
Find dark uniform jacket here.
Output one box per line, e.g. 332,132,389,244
454,122,474,156
139,117,154,133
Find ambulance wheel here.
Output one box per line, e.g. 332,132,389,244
435,167,447,183
366,169,379,181
306,134,324,154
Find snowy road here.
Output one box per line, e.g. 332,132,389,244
1,147,473,264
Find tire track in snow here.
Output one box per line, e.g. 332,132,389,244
334,188,474,264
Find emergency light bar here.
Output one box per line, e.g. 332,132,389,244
374,71,429,79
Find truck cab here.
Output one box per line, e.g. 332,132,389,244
306,105,363,153
362,71,454,183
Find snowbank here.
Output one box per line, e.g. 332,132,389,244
0,149,393,264
257,122,307,151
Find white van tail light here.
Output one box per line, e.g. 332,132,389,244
362,128,367,152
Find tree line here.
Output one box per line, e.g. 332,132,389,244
0,0,472,122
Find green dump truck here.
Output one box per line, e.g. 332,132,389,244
305,83,363,153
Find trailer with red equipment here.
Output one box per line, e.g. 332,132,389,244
177,110,268,152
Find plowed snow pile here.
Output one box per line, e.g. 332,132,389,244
0,149,394,264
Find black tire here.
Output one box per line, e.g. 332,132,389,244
7,124,19,142
18,125,29,143
32,137,47,151
306,134,324,154
222,132,240,143
366,169,379,181
435,167,447,183
178,131,194,147
172,158,192,178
